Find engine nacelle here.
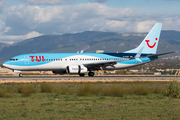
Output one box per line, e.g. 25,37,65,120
52,70,67,74
66,65,88,74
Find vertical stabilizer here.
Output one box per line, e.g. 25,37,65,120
124,23,162,54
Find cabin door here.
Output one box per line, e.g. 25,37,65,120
24,55,29,65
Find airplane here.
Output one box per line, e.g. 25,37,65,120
3,23,174,77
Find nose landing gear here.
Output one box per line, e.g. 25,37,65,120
19,73,23,77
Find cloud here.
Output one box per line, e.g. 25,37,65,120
0,31,43,44
1,3,180,44
88,0,109,3
0,0,6,12
0,0,6,7
2,4,140,35
18,0,75,5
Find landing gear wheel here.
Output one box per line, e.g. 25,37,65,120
79,73,85,77
19,73,23,77
88,72,94,77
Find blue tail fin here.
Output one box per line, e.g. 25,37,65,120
124,23,162,54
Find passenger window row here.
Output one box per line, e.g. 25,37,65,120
10,58,128,62
69,58,127,61
31,59,63,61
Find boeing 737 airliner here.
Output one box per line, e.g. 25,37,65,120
3,23,174,77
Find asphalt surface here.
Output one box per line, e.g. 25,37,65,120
0,75,175,80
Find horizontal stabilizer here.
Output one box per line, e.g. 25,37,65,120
147,51,176,58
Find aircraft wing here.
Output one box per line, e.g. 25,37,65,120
84,61,117,68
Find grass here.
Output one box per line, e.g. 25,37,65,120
0,81,180,119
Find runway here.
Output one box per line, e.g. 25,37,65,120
0,75,176,83
0,75,175,80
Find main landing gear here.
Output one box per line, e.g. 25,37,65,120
79,73,85,77
88,72,94,77
19,73,23,77
79,72,95,77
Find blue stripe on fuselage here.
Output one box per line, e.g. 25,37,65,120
103,53,151,58
117,57,157,64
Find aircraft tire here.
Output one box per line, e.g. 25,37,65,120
79,73,85,77
88,72,94,77
19,73,23,77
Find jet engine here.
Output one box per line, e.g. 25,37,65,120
66,65,88,74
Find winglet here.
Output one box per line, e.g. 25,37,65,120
80,50,84,53
129,47,144,63
135,47,144,58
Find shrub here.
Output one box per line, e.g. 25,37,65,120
0,89,6,97
154,86,167,95
77,84,100,96
166,80,180,98
41,82,54,93
17,85,36,97
131,85,150,95
17,86,24,93
7,86,18,93
56,87,69,95
21,86,36,97
115,70,127,75
101,85,126,97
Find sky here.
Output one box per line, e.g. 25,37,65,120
0,0,180,44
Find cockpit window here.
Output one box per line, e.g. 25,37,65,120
10,59,18,61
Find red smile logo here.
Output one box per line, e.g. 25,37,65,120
145,38,158,48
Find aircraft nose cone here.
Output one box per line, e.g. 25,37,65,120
3,63,7,67
3,61,10,68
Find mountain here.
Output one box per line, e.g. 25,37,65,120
0,42,7,51
0,30,179,62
